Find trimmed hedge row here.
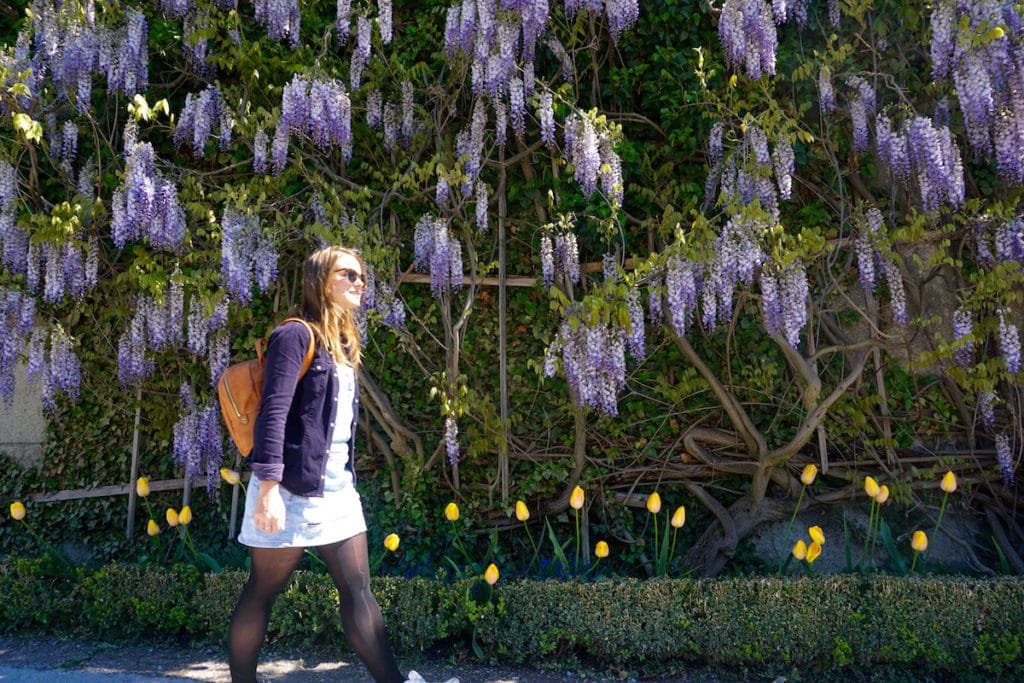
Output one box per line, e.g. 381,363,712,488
1,559,1021,678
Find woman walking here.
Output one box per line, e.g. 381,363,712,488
228,246,457,683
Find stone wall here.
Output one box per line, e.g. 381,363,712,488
0,363,46,468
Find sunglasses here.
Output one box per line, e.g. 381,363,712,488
336,267,367,285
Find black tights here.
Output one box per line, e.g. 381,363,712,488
228,534,404,683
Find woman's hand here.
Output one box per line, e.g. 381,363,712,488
253,480,286,533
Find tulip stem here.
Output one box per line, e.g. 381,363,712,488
574,508,581,574
778,484,807,574
862,499,877,570
652,510,660,575
910,549,920,573
932,491,950,544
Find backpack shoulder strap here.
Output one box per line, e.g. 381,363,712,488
281,317,317,379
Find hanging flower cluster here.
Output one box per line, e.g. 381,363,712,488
760,260,808,347
998,309,1021,374
364,82,417,151
544,308,633,416
117,287,184,386
931,0,1024,183
995,433,1016,484
412,215,464,299
563,112,624,205
254,0,301,47
539,231,580,287
952,307,974,367
0,161,28,277
0,287,36,405
718,0,778,79
220,209,278,305
111,138,186,251
172,383,225,492
714,122,791,222
270,75,353,174
174,86,232,157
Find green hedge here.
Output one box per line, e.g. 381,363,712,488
1,559,1021,678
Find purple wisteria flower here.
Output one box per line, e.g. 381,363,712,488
882,257,907,324
773,137,794,200
665,256,698,338
254,0,301,47
953,307,974,367
42,328,81,413
110,142,186,252
995,433,1015,484
539,91,555,147
718,0,777,79
761,261,807,346
378,0,393,44
0,288,37,405
817,66,835,113
995,219,1024,264
978,389,997,432
998,309,1021,374
173,385,225,490
626,289,645,359
475,181,489,231
174,87,225,157
540,234,554,286
548,309,627,416
337,0,352,43
445,415,460,465
253,129,269,174
647,271,663,323
554,232,580,285
221,209,278,304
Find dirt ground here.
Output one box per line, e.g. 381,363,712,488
0,635,740,682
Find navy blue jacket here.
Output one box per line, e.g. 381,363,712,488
250,320,358,496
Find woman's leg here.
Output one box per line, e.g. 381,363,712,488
227,546,305,682
317,533,404,683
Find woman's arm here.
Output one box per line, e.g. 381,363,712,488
250,320,312,482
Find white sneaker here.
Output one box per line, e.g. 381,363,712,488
404,671,459,683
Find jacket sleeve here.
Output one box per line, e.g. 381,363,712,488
250,321,312,482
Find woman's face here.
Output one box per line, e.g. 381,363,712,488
326,252,365,311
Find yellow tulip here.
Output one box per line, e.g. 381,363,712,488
646,492,662,514
515,500,530,522
10,501,26,521
147,519,160,536
569,485,585,510
792,539,807,561
595,540,609,558
383,533,400,552
800,463,818,486
484,563,499,585
444,502,460,522
220,468,241,486
808,525,825,545
166,508,179,527
940,471,957,494
875,485,890,505
806,541,822,564
864,476,880,499
671,506,686,529
135,477,150,498
911,530,928,552
178,505,193,526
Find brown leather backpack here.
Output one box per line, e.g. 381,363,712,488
217,318,315,457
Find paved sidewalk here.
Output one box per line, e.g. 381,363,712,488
0,636,732,683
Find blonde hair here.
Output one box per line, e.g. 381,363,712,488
297,246,363,368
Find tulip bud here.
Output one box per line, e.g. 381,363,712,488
792,540,807,561
515,500,529,522
383,533,400,552
444,502,460,522
595,540,609,558
178,505,193,526
646,492,662,514
166,508,179,527
136,477,150,498
940,471,957,494
671,506,686,529
10,501,26,521
875,485,890,505
808,525,825,545
864,476,880,499
911,530,928,552
220,468,241,486
147,519,160,536
806,541,822,563
569,486,585,510
800,463,818,486
484,563,499,585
